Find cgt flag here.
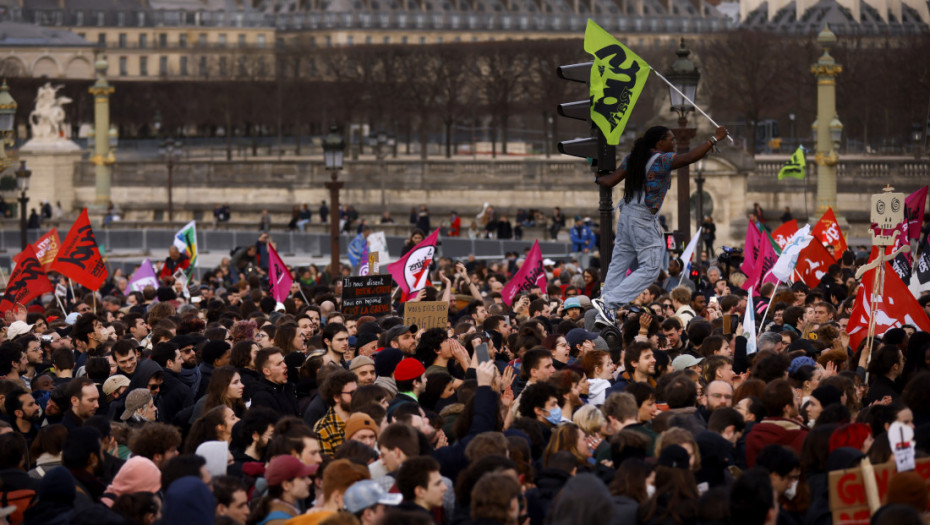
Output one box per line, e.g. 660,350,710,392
501,241,548,306
847,261,930,351
772,220,799,251
267,243,293,303
14,229,61,272
387,228,440,302
584,20,650,146
812,208,847,256
777,146,806,180
793,240,835,288
0,245,54,313
49,208,108,291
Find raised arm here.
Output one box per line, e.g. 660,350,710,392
671,126,728,169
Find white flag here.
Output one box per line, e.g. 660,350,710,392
679,226,703,276
743,286,758,354
770,225,813,283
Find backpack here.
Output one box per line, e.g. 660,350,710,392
1,488,35,525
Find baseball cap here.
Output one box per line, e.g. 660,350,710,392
383,324,418,344
6,321,34,339
393,358,426,382
265,455,318,486
349,355,374,372
344,479,403,514
563,297,582,310
103,375,131,396
565,328,598,350
120,388,153,421
671,354,704,372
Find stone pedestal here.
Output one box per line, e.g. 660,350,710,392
19,139,83,214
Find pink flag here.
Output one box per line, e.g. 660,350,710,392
740,222,762,278
268,243,293,303
501,241,548,306
744,235,778,291
386,228,440,301
905,186,928,241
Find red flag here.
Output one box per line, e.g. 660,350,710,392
905,186,928,241
0,245,54,313
267,243,293,303
13,228,61,272
740,222,762,278
811,208,847,255
794,240,835,288
500,241,547,306
386,228,439,302
49,209,108,291
846,261,930,351
772,220,799,251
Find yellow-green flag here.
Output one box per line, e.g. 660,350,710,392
777,146,806,180
583,19,651,146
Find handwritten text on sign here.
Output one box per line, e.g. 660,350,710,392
342,275,393,317
404,301,449,331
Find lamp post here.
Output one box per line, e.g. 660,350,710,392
666,38,700,237
323,125,346,280
89,54,115,208
694,158,706,263
0,80,17,171
16,161,31,250
160,138,182,223
375,130,388,208
811,26,842,216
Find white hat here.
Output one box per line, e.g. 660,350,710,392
6,321,34,339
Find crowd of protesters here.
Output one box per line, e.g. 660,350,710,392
0,227,928,525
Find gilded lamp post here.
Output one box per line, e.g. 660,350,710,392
89,55,115,208
811,26,843,216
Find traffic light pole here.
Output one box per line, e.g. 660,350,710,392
598,186,614,263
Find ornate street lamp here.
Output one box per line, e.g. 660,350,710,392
322,125,346,280
0,80,18,171
16,161,31,250
666,38,700,236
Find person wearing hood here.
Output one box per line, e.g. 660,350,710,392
196,440,231,479
196,341,232,400
160,475,216,525
99,456,161,507
150,342,194,424
109,358,164,422
23,466,76,525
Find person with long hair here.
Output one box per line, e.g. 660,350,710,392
274,323,305,355
184,405,239,454
203,365,247,417
592,125,728,326
542,422,592,470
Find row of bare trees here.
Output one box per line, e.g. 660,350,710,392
3,31,928,156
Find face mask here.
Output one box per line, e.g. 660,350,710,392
546,407,563,425
646,484,656,498
785,480,799,500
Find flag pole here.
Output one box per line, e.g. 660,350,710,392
650,68,735,144
54,293,66,313
756,277,781,336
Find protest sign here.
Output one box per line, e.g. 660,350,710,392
342,275,392,317
828,457,930,525
403,301,449,331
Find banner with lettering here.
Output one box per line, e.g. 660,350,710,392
0,245,54,313
583,20,650,145
49,208,108,291
777,146,806,180
267,243,293,303
772,220,798,251
811,208,847,256
342,275,393,317
128,258,158,292
846,260,930,351
386,228,439,301
793,239,835,288
14,229,61,272
501,240,547,306
905,185,927,241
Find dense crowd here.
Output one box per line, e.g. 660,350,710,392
0,233,928,525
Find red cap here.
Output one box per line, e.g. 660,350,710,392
265,455,318,486
393,358,426,382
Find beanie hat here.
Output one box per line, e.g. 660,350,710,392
356,331,380,349
156,286,177,302
195,441,231,478
885,471,929,511
349,355,375,372
373,347,404,377
37,466,76,504
811,384,843,408
344,413,379,441
788,356,817,375
393,358,426,382
102,456,161,507
828,423,872,454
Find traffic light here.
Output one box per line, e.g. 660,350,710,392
556,62,616,173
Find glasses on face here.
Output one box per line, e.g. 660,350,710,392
182,347,195,354
341,390,357,396
709,393,733,400
148,383,161,392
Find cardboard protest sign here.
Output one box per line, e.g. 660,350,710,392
828,457,930,525
342,275,392,317
403,301,449,331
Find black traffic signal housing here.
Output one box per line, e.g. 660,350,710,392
556,62,616,173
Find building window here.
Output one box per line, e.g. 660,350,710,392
419,36,425,44
96,11,105,26
75,11,84,25
139,56,148,76
139,34,147,48
365,35,372,44
118,33,127,48
218,34,226,47
200,56,207,76
179,34,187,48
219,57,227,76
257,34,265,47
119,57,127,76
160,56,167,75
137,11,145,26
347,36,353,45
98,33,106,45
383,36,390,44
180,56,188,75
437,36,442,43
117,11,125,26
402,36,408,44
325,35,331,46
199,33,207,46
238,34,246,46
159,33,167,47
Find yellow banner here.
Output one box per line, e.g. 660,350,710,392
778,146,806,180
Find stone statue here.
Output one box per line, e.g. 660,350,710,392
29,83,71,141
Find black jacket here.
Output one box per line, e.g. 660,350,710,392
250,378,300,417
524,467,571,525
237,367,262,402
158,369,194,424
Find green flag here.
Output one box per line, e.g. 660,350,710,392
777,146,806,180
583,20,651,146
